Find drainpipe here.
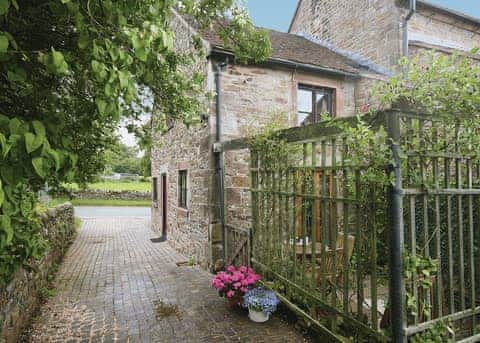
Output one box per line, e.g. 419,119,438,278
214,59,228,262
402,0,416,58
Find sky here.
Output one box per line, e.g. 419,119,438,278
245,0,480,32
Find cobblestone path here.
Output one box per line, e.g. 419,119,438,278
29,217,312,342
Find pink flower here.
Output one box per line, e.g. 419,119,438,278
226,265,236,273
233,282,241,289
231,272,241,282
226,290,235,298
239,266,247,273
240,287,247,293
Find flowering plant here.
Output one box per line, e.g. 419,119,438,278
243,287,280,315
211,265,261,302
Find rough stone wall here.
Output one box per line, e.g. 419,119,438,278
151,10,215,266
408,8,480,53
219,63,359,231
354,71,390,113
289,0,403,69
151,121,214,266
73,189,151,201
289,0,479,71
151,11,381,267
0,203,75,343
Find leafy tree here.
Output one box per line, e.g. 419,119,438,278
0,0,271,282
104,142,142,175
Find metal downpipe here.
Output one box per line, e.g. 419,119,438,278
403,0,416,58
215,60,228,262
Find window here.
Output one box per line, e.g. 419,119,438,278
297,85,335,126
152,177,158,204
178,170,188,208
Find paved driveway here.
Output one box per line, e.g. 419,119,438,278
28,217,312,342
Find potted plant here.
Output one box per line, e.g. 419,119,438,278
243,287,280,322
211,265,261,308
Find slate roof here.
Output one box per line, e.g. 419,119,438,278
202,28,365,75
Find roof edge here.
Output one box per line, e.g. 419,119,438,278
299,33,394,77
398,0,480,27
288,0,303,33
209,47,360,78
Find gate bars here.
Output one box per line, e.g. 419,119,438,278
218,110,480,342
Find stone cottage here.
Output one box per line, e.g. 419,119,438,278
151,2,480,269
289,0,480,68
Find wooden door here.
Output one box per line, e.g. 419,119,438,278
161,173,167,237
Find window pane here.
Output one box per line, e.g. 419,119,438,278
297,112,310,126
297,89,312,112
178,170,187,208
153,177,158,201
315,92,331,117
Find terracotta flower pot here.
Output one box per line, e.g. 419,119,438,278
227,297,240,309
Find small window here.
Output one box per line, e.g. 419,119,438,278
178,170,188,208
152,177,158,203
297,85,335,126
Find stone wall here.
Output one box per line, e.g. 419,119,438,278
151,122,214,266
151,10,214,267
151,10,380,269
408,7,480,53
289,0,403,69
288,0,479,71
219,63,359,231
0,203,75,343
73,189,151,201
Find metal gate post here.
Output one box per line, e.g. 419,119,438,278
386,111,407,343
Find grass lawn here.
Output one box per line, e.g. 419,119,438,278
65,181,151,192
49,198,151,207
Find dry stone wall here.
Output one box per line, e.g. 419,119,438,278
73,189,151,201
0,203,75,343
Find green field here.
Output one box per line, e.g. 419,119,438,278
65,181,151,192
48,198,151,207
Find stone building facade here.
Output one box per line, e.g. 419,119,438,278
289,0,480,69
151,12,386,268
151,3,479,269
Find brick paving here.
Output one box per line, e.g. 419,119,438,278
28,217,312,342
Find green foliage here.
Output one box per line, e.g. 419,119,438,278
243,113,301,172
0,184,48,282
410,320,454,343
0,0,269,283
103,143,142,175
403,252,438,319
375,49,480,160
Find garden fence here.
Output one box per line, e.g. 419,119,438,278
219,110,480,342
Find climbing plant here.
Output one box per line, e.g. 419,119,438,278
242,49,479,340
0,0,271,283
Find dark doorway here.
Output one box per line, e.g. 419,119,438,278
161,173,167,238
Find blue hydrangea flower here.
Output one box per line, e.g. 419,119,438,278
243,287,280,315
